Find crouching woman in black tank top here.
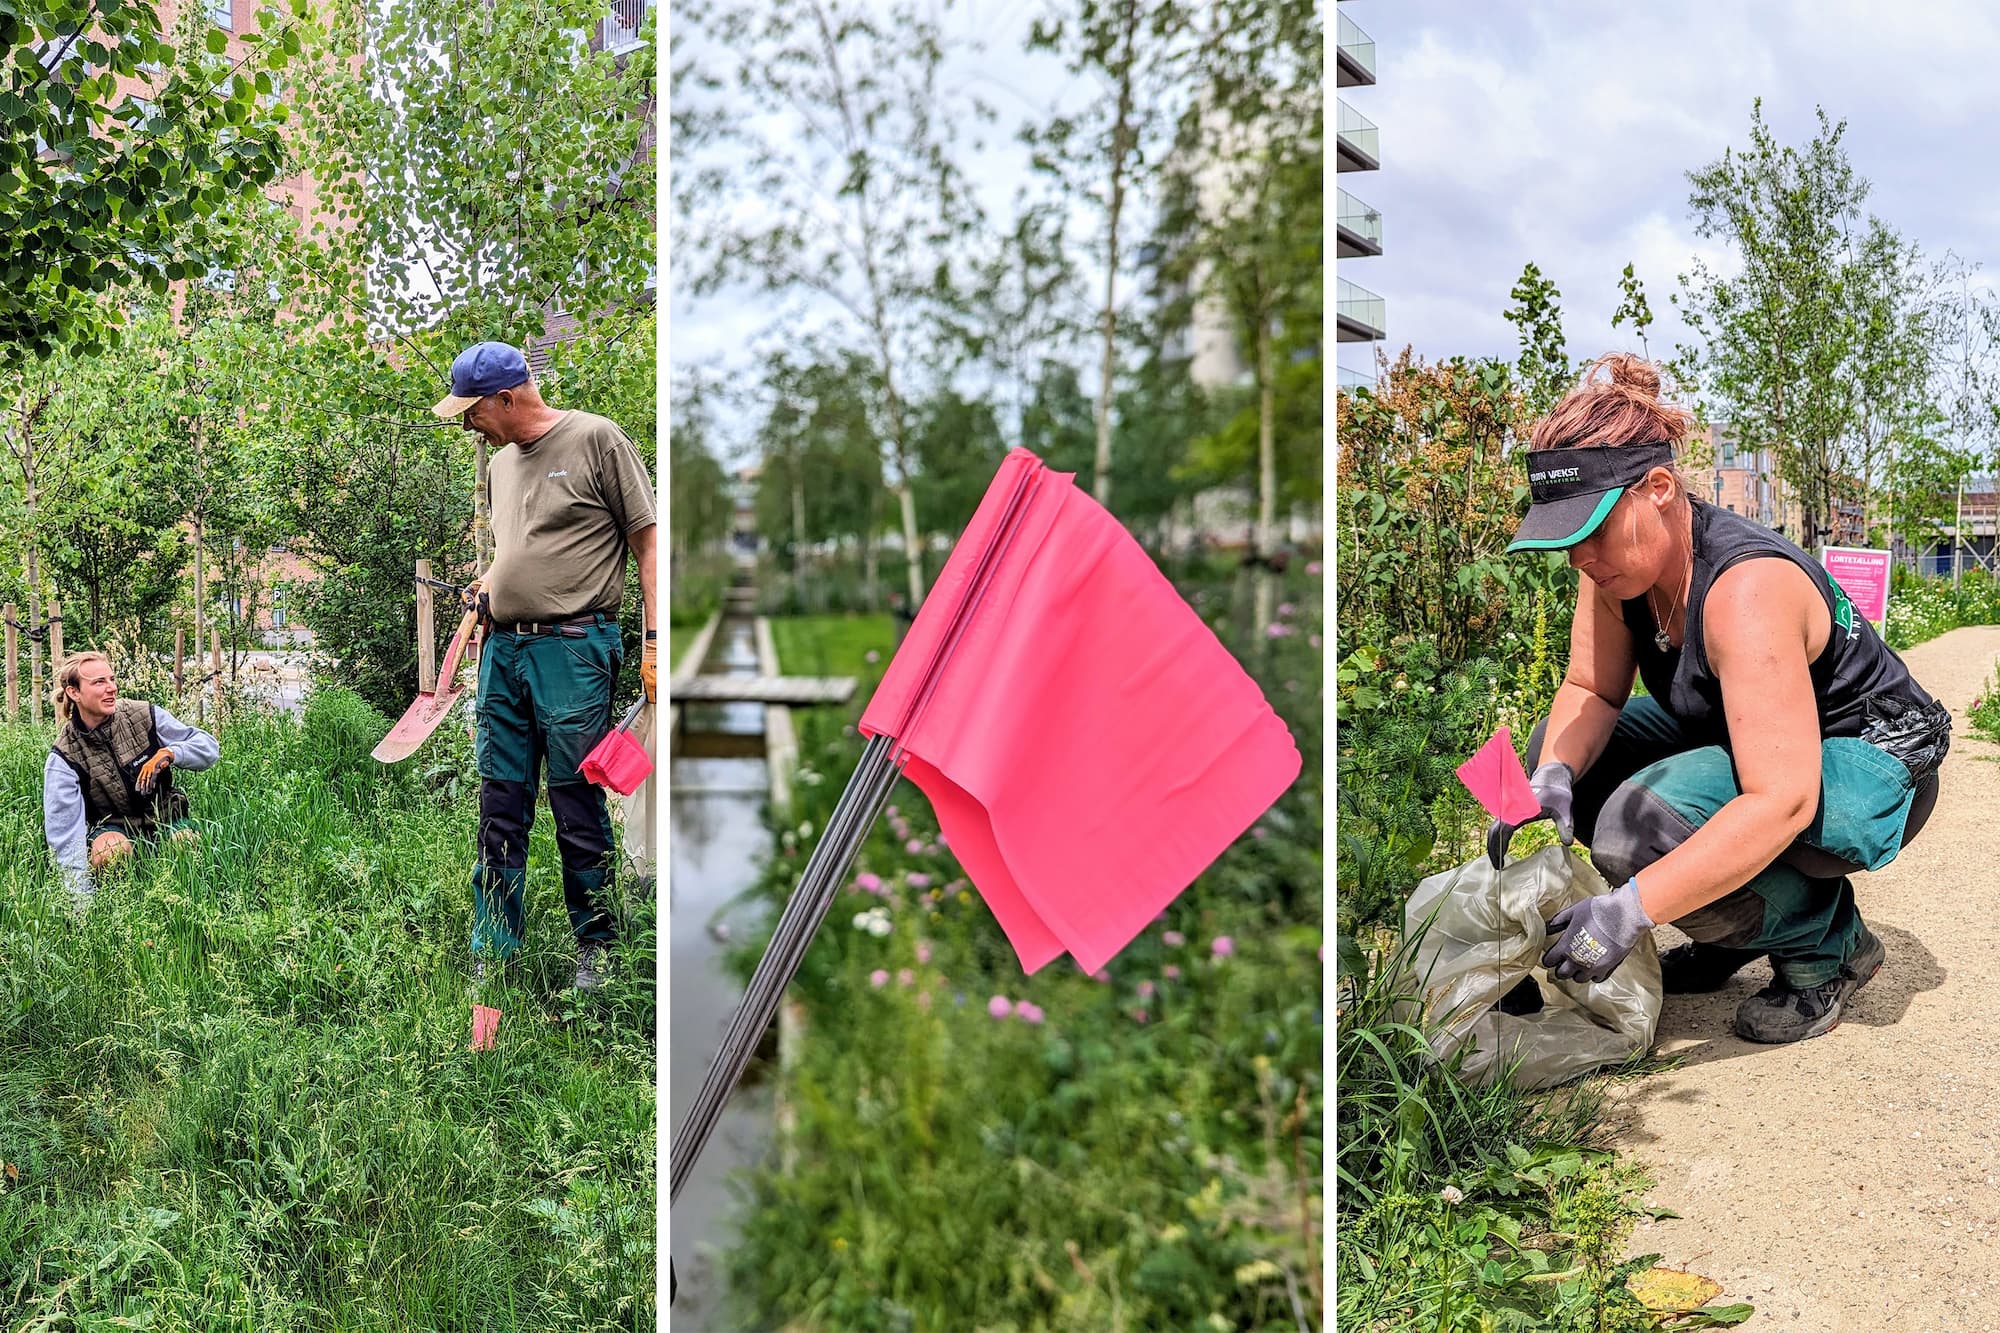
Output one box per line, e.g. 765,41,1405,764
1489,354,1951,1044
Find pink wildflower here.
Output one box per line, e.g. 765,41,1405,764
1306,560,1322,576
916,942,933,964
907,872,932,889
898,968,915,987
854,872,882,894
1211,936,1235,958
987,995,1013,1019
1163,930,1185,947
1137,981,1156,999
1164,965,1181,980
869,969,890,988
906,838,925,855
1016,1002,1045,1025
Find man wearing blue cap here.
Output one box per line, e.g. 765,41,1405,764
434,340,658,992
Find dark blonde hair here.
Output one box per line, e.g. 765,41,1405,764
1529,353,1694,455
51,651,111,727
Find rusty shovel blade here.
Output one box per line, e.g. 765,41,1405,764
372,608,480,763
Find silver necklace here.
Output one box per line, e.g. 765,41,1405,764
1648,507,1694,653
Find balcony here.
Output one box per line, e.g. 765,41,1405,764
1337,187,1382,258
1338,365,1375,395
1338,277,1386,343
1338,11,1376,87
1338,100,1379,173
597,0,649,54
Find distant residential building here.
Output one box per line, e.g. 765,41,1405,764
1335,1,1383,352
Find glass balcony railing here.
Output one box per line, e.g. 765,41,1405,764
1338,277,1386,337
1337,188,1382,248
1338,365,1376,394
1338,11,1377,81
1338,100,1379,165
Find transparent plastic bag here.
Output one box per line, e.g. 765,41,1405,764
1400,844,1662,1090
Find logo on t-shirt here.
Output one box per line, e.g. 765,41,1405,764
548,469,568,478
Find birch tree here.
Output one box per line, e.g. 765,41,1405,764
1024,0,1191,507
675,0,986,606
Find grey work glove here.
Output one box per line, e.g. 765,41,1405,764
1541,878,1655,983
1485,761,1576,868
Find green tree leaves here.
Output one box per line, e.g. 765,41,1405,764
0,0,295,361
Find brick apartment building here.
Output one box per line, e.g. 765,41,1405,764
1682,425,1869,550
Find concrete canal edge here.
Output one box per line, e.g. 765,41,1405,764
666,610,723,761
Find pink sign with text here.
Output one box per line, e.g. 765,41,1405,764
1822,546,1892,625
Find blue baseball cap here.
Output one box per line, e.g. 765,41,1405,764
432,341,531,417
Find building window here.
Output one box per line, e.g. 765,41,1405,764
208,0,233,28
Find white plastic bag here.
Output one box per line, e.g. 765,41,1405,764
1400,844,1662,1090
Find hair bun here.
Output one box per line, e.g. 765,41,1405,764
1600,352,1661,399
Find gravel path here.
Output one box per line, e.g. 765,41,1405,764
1609,624,2000,1332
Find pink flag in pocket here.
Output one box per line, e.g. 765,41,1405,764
859,449,1301,976
1456,727,1542,824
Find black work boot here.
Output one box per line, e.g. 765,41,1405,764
1732,928,1885,1044
1659,941,1767,994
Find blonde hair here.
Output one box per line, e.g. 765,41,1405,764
51,651,111,727
1530,353,1695,456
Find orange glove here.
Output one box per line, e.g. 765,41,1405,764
640,634,658,703
135,747,174,795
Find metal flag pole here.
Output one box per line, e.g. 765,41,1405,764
668,458,1047,1208
669,732,904,1202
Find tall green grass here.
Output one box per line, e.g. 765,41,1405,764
0,691,655,1331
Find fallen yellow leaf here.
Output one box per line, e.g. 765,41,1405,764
1627,1266,1723,1312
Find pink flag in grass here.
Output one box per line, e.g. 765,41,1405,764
860,449,1301,976
470,1004,502,1051
1456,727,1542,824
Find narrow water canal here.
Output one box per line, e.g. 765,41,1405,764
669,615,776,1329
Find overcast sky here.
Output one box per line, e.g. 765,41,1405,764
1336,0,2000,384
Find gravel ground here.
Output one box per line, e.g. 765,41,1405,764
1609,624,2000,1332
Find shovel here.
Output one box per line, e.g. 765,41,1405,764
372,607,480,763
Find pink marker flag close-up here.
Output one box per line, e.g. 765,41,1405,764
1455,727,1542,825
859,449,1302,976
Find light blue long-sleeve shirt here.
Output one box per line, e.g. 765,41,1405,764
43,704,220,902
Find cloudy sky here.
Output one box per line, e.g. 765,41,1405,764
1335,0,2000,385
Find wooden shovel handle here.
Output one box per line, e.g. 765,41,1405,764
436,608,480,690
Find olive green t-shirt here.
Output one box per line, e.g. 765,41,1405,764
486,410,656,623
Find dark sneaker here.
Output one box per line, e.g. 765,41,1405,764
1659,941,1767,994
574,942,609,992
1732,929,1885,1044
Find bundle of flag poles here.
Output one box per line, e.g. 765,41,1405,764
669,448,1303,1207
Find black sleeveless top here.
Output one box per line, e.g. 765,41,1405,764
1623,502,1934,746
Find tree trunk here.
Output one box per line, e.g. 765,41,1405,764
862,491,880,611
1253,317,1278,638
1091,0,1140,510
475,438,494,568
898,484,923,609
24,477,40,726
791,466,807,583
193,510,205,720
